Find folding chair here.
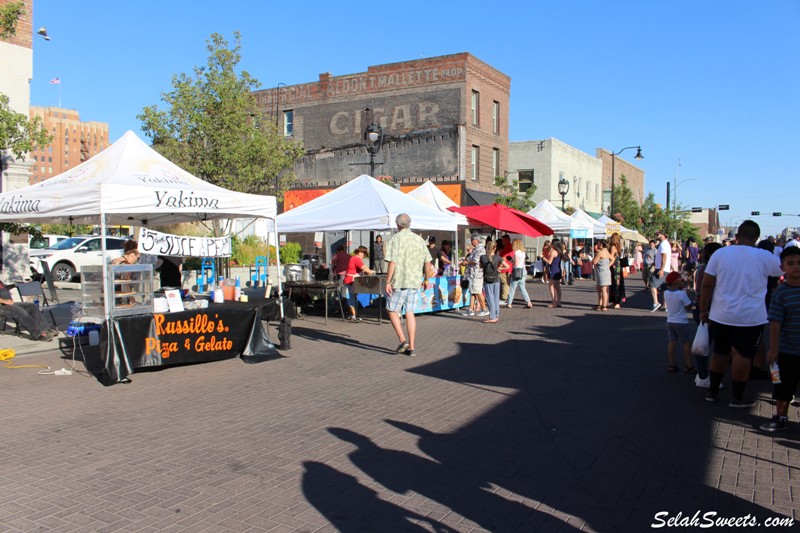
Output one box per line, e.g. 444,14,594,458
15,281,58,329
0,283,20,335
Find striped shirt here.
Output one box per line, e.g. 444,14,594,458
768,283,800,356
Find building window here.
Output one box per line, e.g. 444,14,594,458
283,110,294,136
492,148,500,179
471,145,480,181
492,101,499,134
518,170,534,193
471,90,480,126
40,166,45,174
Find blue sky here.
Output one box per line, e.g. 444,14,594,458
29,0,799,237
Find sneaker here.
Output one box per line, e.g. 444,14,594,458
395,341,409,353
461,310,475,317
650,303,661,312
705,390,719,402
405,349,416,357
729,397,756,408
477,310,490,317
760,415,788,432
695,375,711,388
792,396,800,407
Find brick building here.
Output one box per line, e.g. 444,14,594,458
253,53,510,208
29,106,109,184
596,148,646,210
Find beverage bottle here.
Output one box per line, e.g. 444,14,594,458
770,362,781,384
208,280,215,300
234,276,242,300
33,296,40,307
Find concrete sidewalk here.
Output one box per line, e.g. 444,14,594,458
0,277,796,532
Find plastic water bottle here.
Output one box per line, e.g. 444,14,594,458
770,362,781,384
33,297,39,307
234,276,242,301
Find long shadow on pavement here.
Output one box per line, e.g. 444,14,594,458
391,311,795,531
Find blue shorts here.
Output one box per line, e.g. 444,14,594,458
386,288,420,314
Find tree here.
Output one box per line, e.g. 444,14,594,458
0,2,23,39
610,175,640,226
138,32,304,201
493,175,537,212
0,94,50,162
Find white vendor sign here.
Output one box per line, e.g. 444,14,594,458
138,228,232,258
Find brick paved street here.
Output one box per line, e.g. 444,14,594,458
0,277,797,532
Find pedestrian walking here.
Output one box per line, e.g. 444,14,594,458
384,214,435,357
506,239,533,308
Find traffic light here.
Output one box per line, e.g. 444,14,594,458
718,204,729,210
773,212,782,217
751,211,760,216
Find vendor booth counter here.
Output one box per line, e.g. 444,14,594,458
83,299,284,386
284,275,465,325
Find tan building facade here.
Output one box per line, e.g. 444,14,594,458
29,106,109,184
253,53,510,202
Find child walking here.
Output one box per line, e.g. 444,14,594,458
760,246,800,432
664,271,695,373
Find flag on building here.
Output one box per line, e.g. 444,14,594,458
49,77,60,85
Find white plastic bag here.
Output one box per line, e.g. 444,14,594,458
692,322,710,356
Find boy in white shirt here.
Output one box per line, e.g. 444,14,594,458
664,271,695,372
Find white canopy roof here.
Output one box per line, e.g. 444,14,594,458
406,181,468,225
571,209,608,238
527,199,593,233
274,175,459,232
596,215,649,243
0,130,276,226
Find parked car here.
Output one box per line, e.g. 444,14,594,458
28,234,68,249
29,236,128,282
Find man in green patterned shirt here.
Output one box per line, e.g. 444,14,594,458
385,213,433,357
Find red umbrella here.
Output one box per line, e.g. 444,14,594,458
448,203,553,237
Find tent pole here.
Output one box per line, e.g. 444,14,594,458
273,218,284,319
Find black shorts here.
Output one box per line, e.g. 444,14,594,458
708,320,764,359
772,353,800,402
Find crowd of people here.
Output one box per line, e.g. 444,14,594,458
283,214,800,436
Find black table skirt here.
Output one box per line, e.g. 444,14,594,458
85,301,283,386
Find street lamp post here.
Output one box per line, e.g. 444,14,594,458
609,145,643,216
364,120,383,177
557,176,570,212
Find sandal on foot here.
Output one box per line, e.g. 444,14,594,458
668,365,680,373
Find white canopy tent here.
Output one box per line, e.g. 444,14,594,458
405,181,469,226
273,175,459,232
0,130,281,320
527,199,593,234
571,209,608,239
596,214,649,243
